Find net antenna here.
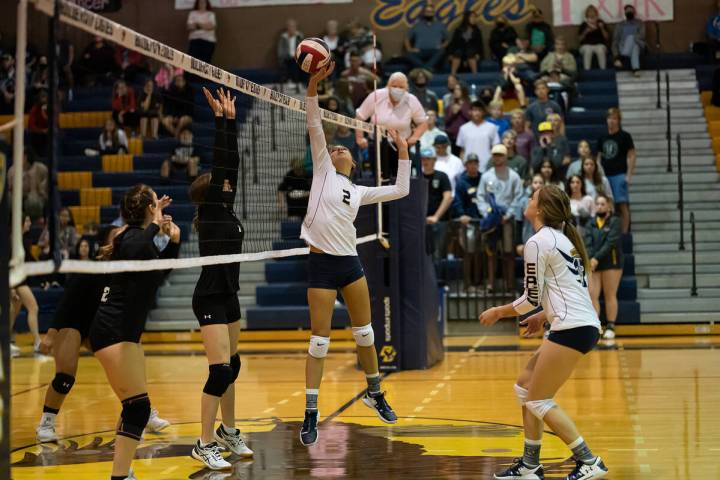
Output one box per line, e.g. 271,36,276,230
371,31,390,250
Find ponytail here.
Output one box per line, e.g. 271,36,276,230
538,185,591,273
563,220,591,273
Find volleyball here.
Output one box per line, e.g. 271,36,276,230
295,37,331,74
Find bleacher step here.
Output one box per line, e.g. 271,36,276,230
636,264,720,275
647,273,719,288
633,230,719,243
633,241,720,253
639,297,720,313
633,210,720,223
632,201,715,212
640,312,719,323
618,80,697,91
638,288,720,299
634,252,720,266
167,271,266,284
628,190,720,204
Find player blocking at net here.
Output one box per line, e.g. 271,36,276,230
300,61,410,446
480,185,609,480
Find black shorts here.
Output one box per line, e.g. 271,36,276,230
307,252,364,290
192,293,241,326
51,302,95,340
88,307,146,353
548,326,600,354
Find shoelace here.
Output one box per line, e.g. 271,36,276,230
373,392,391,410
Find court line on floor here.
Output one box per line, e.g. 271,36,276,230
321,373,391,424
11,384,48,397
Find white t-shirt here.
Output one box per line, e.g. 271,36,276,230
356,88,427,140
513,227,600,332
434,153,464,193
301,96,411,256
456,120,500,172
187,11,217,43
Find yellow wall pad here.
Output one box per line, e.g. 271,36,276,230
0,114,28,128
705,106,720,122
80,187,112,207
59,111,112,128
128,137,143,155
701,91,712,107
141,329,355,344
58,171,92,190
101,154,134,173
709,120,720,138
69,206,100,227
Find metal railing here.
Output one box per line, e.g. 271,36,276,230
690,212,698,297
677,134,685,251
655,21,662,109
666,73,672,173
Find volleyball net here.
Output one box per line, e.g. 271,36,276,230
9,0,388,287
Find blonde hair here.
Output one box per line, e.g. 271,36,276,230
546,112,565,136
537,185,591,272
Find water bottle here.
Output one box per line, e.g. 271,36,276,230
471,83,477,101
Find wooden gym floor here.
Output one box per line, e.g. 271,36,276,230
9,333,720,479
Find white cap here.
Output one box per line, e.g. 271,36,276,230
491,144,508,156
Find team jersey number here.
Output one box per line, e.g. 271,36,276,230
342,189,351,205
100,286,110,303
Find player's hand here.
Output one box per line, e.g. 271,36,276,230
479,306,501,326
357,137,369,150
426,216,438,225
160,214,173,235
202,87,223,117
310,61,335,84
387,129,408,157
520,311,546,338
168,222,181,243
217,88,236,120
460,215,471,225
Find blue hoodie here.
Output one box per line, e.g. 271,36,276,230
451,171,481,218
708,14,720,40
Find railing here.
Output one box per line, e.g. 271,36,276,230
666,73,672,173
690,212,698,297
677,134,685,251
655,21,662,109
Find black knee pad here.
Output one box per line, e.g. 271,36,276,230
51,373,75,395
203,363,233,397
230,353,241,383
117,393,151,440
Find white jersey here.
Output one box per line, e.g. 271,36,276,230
301,96,411,256
513,226,600,332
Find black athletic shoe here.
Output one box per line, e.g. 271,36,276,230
494,458,544,479
362,391,397,424
565,457,608,480
300,410,319,446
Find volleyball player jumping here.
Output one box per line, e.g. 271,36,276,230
88,186,181,480
188,87,252,470
480,185,609,480
35,225,171,443
299,62,410,446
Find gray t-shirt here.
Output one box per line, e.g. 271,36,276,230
408,20,448,50
525,99,563,136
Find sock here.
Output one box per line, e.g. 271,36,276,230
111,476,126,480
40,412,57,426
606,322,616,330
522,439,542,467
568,436,596,464
221,423,238,435
42,406,59,415
306,388,319,411
366,373,381,396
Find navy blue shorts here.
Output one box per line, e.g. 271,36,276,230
308,252,364,290
548,326,600,354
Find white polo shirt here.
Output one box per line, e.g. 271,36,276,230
456,120,500,172
356,88,427,139
434,153,464,193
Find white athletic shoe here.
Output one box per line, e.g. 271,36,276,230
494,458,544,479
602,328,616,340
36,419,59,443
123,468,138,480
10,343,21,358
191,440,232,470
565,456,609,480
214,425,254,457
145,408,170,433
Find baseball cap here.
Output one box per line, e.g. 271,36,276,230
491,144,508,156
433,134,450,145
420,147,436,159
538,121,553,133
464,153,479,164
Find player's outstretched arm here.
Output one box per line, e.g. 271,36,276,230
358,130,411,205
306,62,335,170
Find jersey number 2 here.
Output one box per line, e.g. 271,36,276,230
100,286,110,303
342,189,351,205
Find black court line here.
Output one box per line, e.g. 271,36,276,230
321,372,392,425
11,383,48,397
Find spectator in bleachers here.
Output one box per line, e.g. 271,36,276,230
186,0,217,64
597,107,635,233
526,7,554,59
540,37,577,89
525,79,563,138
113,46,149,83
510,109,533,161
477,143,524,293
162,73,194,137
139,79,162,139
453,153,482,223
7,148,48,221
28,91,49,157
333,79,356,116
457,101,500,171
277,19,304,87
409,68,439,111
501,130,529,181
581,154,613,201
341,51,378,108
76,36,116,86
111,80,139,132
404,3,449,71
448,10,484,74
432,135,464,192
419,110,447,151
612,4,646,76
584,193,624,339
74,237,95,261
442,74,459,107
531,120,570,174
57,39,74,100
567,174,595,228
343,21,380,70
706,2,720,62
507,35,539,73
489,16,518,62
443,82,472,148
161,128,199,180
322,20,347,66
487,100,510,137
495,55,527,107
98,118,129,155
538,158,564,190
422,148,453,260
517,173,546,256
579,5,610,70
567,139,598,178
30,55,49,98
39,207,78,260
452,153,482,289
154,63,183,91
0,53,15,114
278,156,312,220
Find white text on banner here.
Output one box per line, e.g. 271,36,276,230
552,0,674,26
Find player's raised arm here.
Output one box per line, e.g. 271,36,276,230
358,130,411,205
306,61,335,170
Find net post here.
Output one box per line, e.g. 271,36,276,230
371,31,385,247
46,0,62,270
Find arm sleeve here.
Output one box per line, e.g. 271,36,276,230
512,238,546,315
593,216,621,261
224,118,240,203
306,95,332,172
358,159,411,205
206,117,227,204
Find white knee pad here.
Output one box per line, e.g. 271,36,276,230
308,335,330,359
352,324,375,347
525,399,557,419
513,384,528,406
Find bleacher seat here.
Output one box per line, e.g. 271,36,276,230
245,305,350,330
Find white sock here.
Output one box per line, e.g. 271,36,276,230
222,423,238,435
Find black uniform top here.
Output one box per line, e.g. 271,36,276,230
52,272,106,330
193,117,243,297
94,223,181,325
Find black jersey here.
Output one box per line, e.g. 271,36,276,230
193,117,243,297
52,272,106,338
90,223,180,351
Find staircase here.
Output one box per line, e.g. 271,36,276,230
617,69,720,323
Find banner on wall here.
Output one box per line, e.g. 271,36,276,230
370,0,534,31
69,0,122,12
552,0,674,26
175,0,351,8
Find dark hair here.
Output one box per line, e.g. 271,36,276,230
74,238,96,260
581,155,604,190
594,192,614,213
470,100,486,111
534,79,549,90
189,173,211,230
193,0,212,10
454,82,471,104
24,146,38,165
565,175,587,198
58,207,75,227
102,118,120,150
537,185,591,273
539,159,560,183
459,10,476,30
99,185,154,260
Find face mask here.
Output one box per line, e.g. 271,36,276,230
389,87,406,102
625,11,635,20
596,211,608,219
